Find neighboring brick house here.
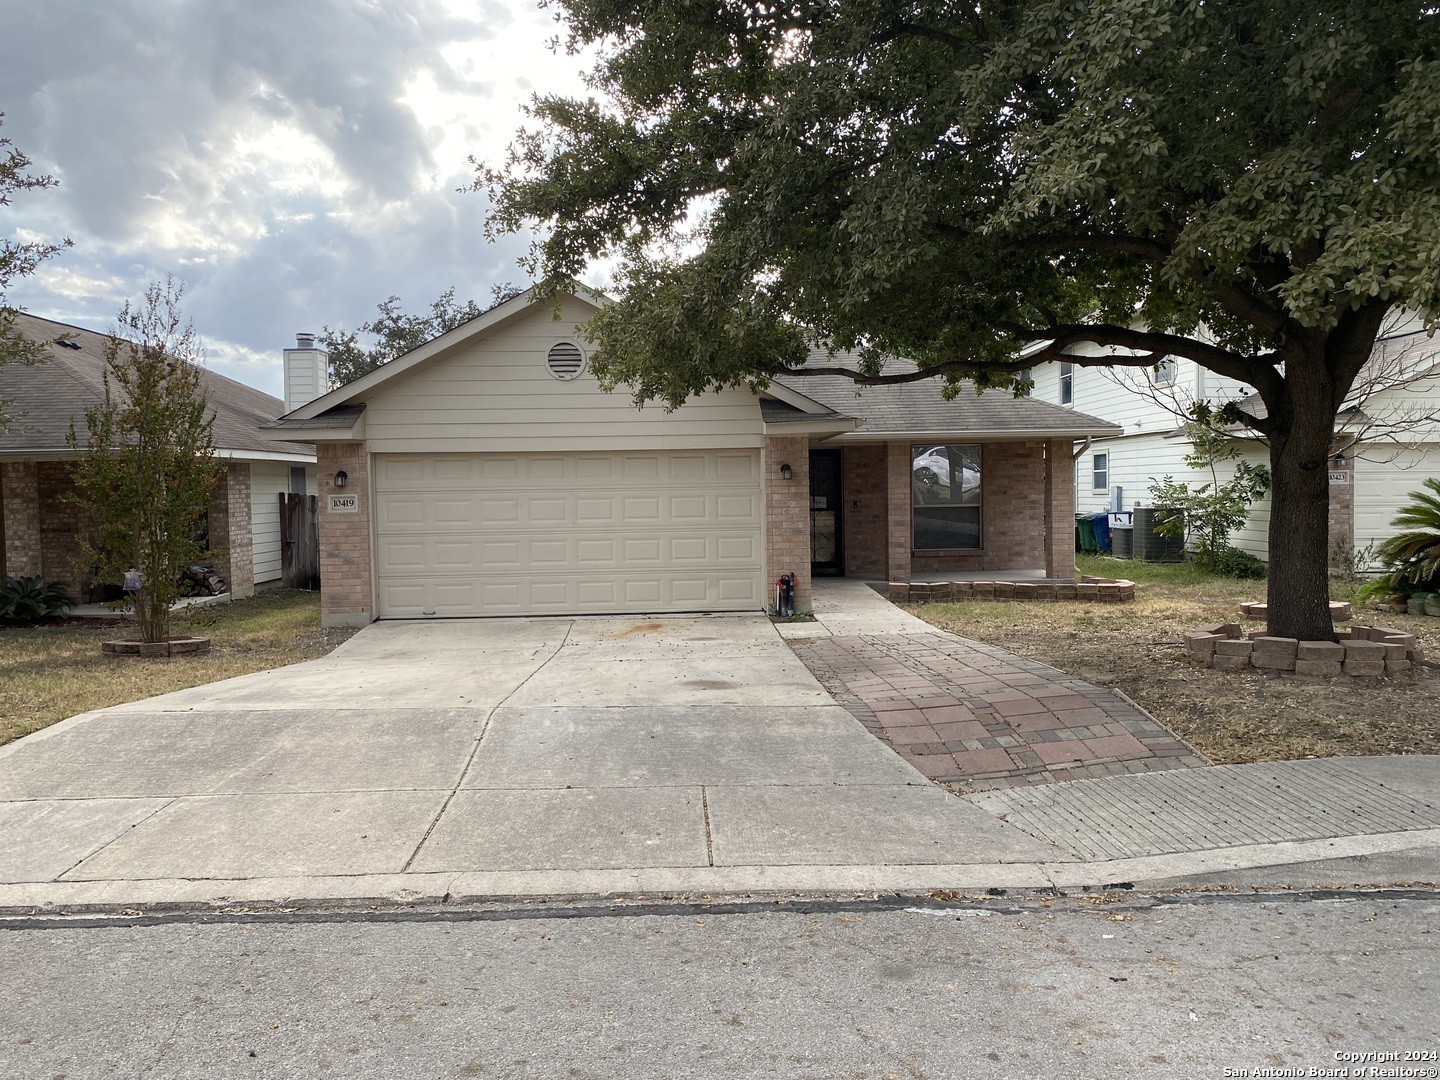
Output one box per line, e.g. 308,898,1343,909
264,287,1119,627
0,313,316,600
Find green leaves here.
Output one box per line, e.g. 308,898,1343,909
0,576,76,623
67,279,221,644
321,288,489,386
1375,476,1440,591
1,113,72,426
482,0,1440,402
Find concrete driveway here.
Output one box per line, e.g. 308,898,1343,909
0,614,1057,907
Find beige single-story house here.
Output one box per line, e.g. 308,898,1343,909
264,288,1121,627
0,313,317,599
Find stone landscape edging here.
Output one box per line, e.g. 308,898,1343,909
1183,623,1423,678
888,576,1136,604
100,636,211,658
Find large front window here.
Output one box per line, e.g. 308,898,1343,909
912,444,981,549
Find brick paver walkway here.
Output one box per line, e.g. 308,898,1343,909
788,632,1208,791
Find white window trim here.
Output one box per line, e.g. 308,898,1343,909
1092,452,1109,492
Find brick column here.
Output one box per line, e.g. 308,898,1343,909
1044,439,1077,579
317,442,373,627
1,461,42,578
763,436,811,613
1327,447,1354,569
208,463,255,599
885,441,912,583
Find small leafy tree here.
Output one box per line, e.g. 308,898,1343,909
1372,478,1440,596
1,113,72,426
1147,420,1271,571
69,279,222,643
320,287,504,386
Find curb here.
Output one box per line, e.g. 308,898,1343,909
2,828,1436,918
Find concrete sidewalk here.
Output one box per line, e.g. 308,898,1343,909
0,586,1438,912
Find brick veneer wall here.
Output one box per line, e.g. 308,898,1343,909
842,444,887,578
905,440,1051,577
1044,439,1077,579
763,435,811,612
37,463,94,597
1327,449,1354,569
316,442,374,627
1,461,42,579
884,442,913,582
209,463,255,599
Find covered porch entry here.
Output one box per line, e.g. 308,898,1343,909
800,438,1077,592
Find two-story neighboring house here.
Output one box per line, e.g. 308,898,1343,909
1027,318,1440,568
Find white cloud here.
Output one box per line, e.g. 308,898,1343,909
0,0,597,399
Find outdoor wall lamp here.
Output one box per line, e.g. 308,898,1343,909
780,463,793,480
1332,452,1346,467
334,470,348,488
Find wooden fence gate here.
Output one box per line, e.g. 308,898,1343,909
280,493,320,589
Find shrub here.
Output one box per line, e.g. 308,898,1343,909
1206,546,1268,580
0,575,77,622
1373,477,1440,596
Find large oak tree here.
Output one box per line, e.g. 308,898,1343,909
481,0,1440,640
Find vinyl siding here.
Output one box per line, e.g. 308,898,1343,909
1353,446,1440,570
361,297,764,453
250,462,317,582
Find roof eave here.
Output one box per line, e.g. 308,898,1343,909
762,417,860,437
830,425,1122,443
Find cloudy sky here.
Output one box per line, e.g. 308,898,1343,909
0,0,596,397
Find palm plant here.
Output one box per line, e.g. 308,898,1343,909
0,575,77,622
1374,478,1440,594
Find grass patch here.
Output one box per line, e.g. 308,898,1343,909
0,589,355,747
911,560,1440,765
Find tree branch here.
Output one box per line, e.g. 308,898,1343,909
871,21,972,51
784,324,1280,389
933,225,1173,261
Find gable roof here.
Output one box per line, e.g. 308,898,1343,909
275,284,609,423
0,312,314,461
266,289,1118,443
775,349,1122,440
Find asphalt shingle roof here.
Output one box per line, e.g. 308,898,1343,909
774,349,1121,437
0,312,311,457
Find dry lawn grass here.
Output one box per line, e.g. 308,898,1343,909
910,556,1440,764
0,589,356,746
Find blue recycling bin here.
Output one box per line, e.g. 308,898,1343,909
1088,512,1112,553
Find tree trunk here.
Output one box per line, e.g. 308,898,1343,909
1264,372,1338,642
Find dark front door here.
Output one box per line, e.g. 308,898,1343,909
809,449,843,575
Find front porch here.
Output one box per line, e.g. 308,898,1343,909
762,437,1078,614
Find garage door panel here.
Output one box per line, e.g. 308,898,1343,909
374,450,762,616
378,571,761,617
576,498,615,522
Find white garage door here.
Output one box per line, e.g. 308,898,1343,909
373,451,764,617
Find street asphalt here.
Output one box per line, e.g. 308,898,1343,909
1,580,1437,911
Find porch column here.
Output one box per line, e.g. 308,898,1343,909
1327,445,1354,569
1044,439,1077,579
209,463,255,599
0,461,42,578
885,442,912,583
762,435,811,613
317,442,373,627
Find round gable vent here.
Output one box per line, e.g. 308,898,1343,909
546,341,584,380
